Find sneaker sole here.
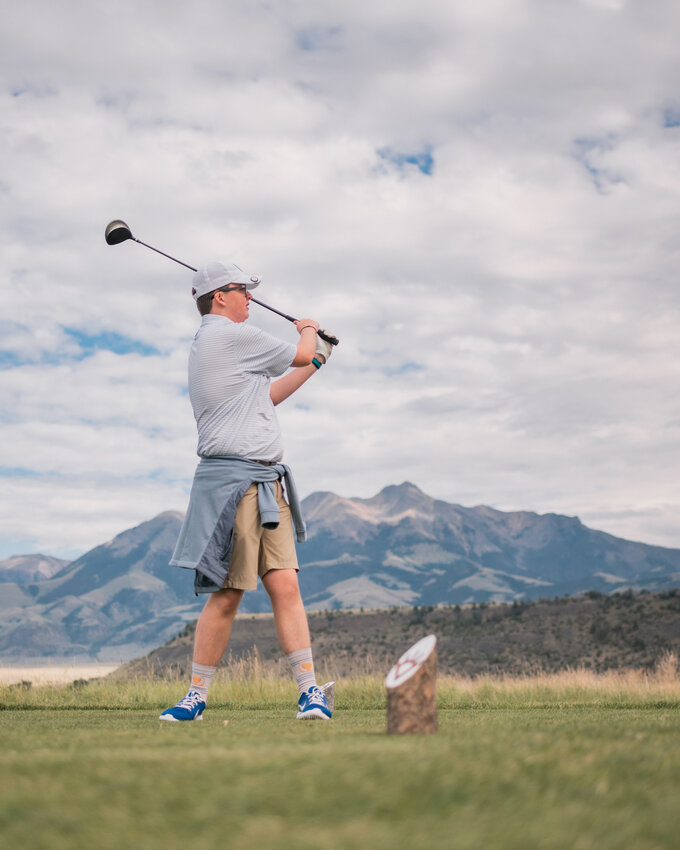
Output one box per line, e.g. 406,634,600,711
158,714,204,722
296,708,331,720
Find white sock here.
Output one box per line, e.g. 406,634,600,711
287,648,317,695
190,662,217,701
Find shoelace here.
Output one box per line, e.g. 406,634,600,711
304,687,327,707
176,690,204,710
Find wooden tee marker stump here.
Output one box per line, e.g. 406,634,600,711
385,634,438,735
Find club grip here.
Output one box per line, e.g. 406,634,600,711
318,329,339,346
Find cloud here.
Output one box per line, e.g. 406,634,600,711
0,0,679,558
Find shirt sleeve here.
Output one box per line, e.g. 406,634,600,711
235,324,297,377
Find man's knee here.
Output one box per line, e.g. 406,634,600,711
207,587,243,616
262,568,302,603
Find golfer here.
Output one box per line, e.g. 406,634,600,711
160,261,334,722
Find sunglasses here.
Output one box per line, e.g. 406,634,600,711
214,284,247,297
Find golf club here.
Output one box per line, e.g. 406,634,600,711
104,220,339,346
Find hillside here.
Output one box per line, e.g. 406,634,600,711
2,482,679,661
114,588,680,679
0,512,200,662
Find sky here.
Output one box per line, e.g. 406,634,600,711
0,0,679,561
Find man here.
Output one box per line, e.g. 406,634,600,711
160,260,334,722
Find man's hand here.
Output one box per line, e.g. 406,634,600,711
294,318,319,336
315,331,336,364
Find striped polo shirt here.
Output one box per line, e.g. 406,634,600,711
188,315,296,461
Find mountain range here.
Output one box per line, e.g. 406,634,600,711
1,482,679,662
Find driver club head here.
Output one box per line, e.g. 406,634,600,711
105,219,133,245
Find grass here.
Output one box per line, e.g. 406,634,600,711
1,664,679,850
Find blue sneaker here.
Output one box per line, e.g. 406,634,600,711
296,685,332,720
159,690,206,722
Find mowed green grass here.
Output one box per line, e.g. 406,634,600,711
1,678,679,850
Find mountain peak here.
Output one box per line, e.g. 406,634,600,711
0,553,70,585
369,481,434,517
378,481,426,498
301,481,437,542
106,511,185,554
154,510,185,521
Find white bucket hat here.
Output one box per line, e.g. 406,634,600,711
191,261,261,301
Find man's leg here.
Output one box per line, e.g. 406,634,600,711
261,568,311,654
262,568,331,719
159,587,243,722
193,587,244,666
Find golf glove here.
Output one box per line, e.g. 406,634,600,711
315,332,335,363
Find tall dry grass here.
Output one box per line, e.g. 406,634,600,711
1,649,678,710
437,649,680,708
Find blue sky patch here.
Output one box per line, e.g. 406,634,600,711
378,146,434,176
663,109,680,128
296,26,342,52
0,352,63,369
0,324,159,369
63,328,160,358
0,351,23,368
383,362,425,377
572,137,622,193
12,85,57,99
0,466,41,478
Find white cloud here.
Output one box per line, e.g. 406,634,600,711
0,0,679,559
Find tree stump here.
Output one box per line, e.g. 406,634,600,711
385,634,437,734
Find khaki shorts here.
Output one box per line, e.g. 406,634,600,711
222,481,299,591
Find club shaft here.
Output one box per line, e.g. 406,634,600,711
250,298,338,345
134,238,197,272
121,230,339,345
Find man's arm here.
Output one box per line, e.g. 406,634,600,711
270,321,334,406
270,360,323,406
290,319,319,367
